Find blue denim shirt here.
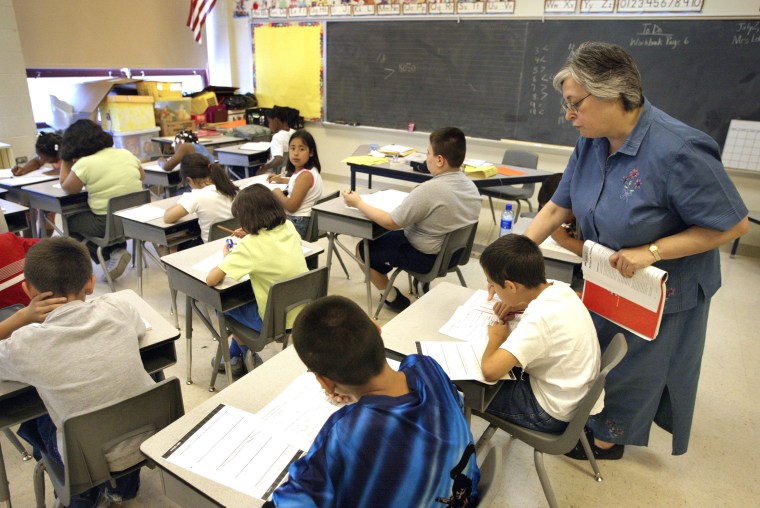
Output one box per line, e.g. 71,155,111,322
553,99,747,313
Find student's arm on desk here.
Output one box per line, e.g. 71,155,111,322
60,160,85,194
206,242,232,286
163,203,189,224
272,172,311,213
481,321,519,382
0,292,68,340
157,143,193,172
341,191,400,230
524,202,573,245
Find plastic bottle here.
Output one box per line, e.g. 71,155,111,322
499,204,514,237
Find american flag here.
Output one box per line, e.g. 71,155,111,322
187,0,217,44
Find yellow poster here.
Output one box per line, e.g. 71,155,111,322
253,23,323,120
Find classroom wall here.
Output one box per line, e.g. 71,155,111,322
12,0,208,69
0,0,37,161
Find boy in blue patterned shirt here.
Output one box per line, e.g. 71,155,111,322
266,295,480,508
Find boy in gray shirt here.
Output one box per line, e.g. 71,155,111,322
343,127,481,312
0,237,154,506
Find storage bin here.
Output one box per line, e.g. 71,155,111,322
190,91,218,115
100,96,156,133
154,98,193,125
136,81,183,99
110,127,161,162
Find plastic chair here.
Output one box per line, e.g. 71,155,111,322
208,217,241,242
481,150,539,223
373,222,478,319
80,189,152,292
304,191,350,278
472,333,628,508
211,267,329,386
32,377,185,508
477,445,504,506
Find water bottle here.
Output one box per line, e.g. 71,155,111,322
499,204,514,237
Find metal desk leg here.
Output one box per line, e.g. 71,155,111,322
351,168,356,191
1,431,30,461
207,312,233,391
185,295,193,385
0,443,12,508
324,233,335,275
136,241,143,296
170,289,179,329
362,239,373,317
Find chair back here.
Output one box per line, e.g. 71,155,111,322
101,190,152,245
304,191,340,242
477,445,503,506
228,266,329,351
502,150,539,169
49,377,184,505
411,222,478,283
552,333,628,453
208,217,241,242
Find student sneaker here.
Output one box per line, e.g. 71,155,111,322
243,351,264,372
384,288,411,313
565,427,625,461
105,249,131,281
210,355,247,377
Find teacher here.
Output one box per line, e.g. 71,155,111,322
524,42,749,458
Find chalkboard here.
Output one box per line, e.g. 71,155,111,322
325,19,760,146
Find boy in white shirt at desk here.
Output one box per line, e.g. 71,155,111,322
266,295,480,507
0,237,155,506
257,106,296,175
479,235,605,445
342,126,481,312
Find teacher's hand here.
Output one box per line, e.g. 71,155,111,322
609,246,654,278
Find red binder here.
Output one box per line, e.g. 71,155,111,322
582,279,666,341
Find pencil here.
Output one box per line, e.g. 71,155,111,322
216,225,236,234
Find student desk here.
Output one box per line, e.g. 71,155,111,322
380,281,502,422
141,346,306,508
161,238,324,391
0,289,180,508
115,196,201,303
312,195,391,316
0,171,59,237
347,145,553,191
22,180,89,237
142,162,183,198
150,135,245,157
514,218,582,284
215,145,270,179
0,199,29,234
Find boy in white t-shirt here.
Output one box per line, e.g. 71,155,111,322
480,234,603,434
257,106,296,175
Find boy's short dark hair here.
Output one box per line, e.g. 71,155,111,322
537,173,563,211
231,184,286,234
24,237,93,297
480,235,546,289
292,296,385,386
430,127,466,169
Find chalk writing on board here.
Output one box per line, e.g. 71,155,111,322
629,23,690,49
529,45,551,117
733,21,760,45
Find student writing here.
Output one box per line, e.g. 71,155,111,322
265,295,480,507
156,130,213,171
342,127,481,312
206,184,307,377
59,120,145,282
267,129,323,239
163,153,238,244
11,132,63,176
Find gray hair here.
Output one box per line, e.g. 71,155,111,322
552,42,644,112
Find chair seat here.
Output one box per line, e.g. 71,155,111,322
479,184,534,200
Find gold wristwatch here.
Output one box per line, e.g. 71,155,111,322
648,243,662,262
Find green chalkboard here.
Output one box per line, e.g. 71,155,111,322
325,19,760,146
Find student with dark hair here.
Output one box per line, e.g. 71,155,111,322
11,132,63,176
267,129,323,238
342,126,481,312
156,130,213,171
478,234,602,434
0,237,154,506
537,173,583,257
163,153,238,243
257,106,295,175
205,184,307,376
59,119,145,282
266,295,480,507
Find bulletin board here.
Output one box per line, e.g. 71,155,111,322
252,23,323,120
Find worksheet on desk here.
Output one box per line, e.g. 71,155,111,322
438,290,520,343
164,404,301,500
415,340,515,383
350,189,409,213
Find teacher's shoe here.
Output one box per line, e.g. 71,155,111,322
565,427,624,460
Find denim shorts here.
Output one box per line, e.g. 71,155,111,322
358,230,438,275
287,215,310,239
224,299,263,332
486,371,568,433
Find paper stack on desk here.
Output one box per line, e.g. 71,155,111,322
377,144,415,157
239,141,271,152
341,155,389,166
463,159,497,178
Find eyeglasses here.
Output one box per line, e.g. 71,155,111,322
561,93,592,114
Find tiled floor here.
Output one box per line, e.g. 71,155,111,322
4,177,760,507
